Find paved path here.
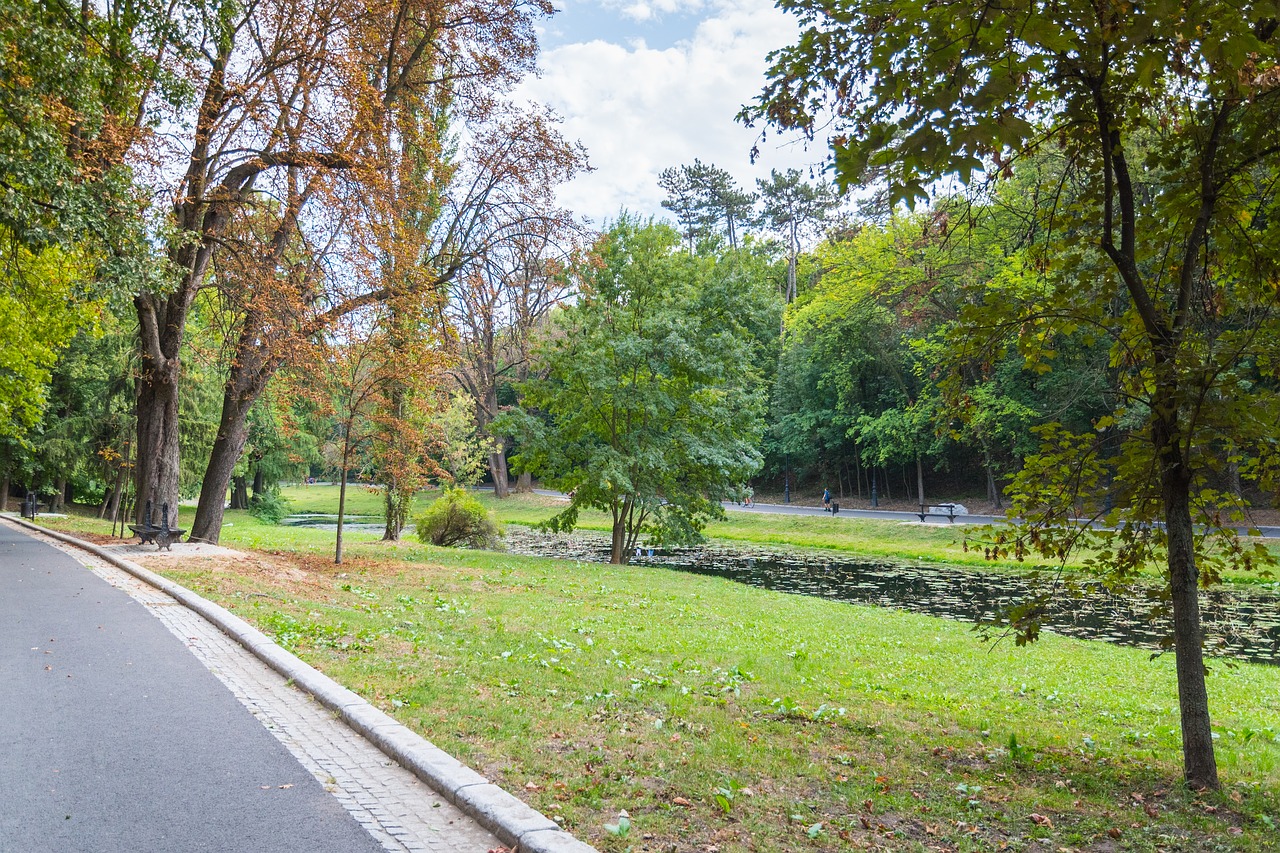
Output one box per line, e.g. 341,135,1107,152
524,487,1280,537
0,520,505,853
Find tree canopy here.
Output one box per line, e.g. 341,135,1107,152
747,0,1280,789
501,217,773,564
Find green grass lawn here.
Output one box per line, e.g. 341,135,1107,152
30,492,1280,851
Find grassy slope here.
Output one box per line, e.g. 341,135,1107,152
32,491,1280,851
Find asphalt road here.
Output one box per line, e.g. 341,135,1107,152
525,487,1280,537
0,523,385,853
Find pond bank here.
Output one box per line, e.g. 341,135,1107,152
499,527,1280,666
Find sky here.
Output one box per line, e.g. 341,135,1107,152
515,0,829,227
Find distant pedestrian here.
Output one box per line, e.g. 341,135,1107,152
822,488,831,511
743,488,754,508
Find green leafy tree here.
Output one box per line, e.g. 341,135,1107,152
747,0,1280,788
501,217,769,564
0,242,104,440
658,160,758,251
756,168,840,304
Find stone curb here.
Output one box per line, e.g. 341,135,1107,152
2,516,598,853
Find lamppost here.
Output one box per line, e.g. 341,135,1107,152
784,455,791,504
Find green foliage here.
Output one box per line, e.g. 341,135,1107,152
602,811,631,838
0,239,105,440
413,487,501,549
248,487,291,524
749,0,1280,788
500,217,775,563
430,391,494,488
658,159,757,250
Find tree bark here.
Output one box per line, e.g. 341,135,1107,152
488,442,510,498
0,472,8,512
336,460,349,565
382,474,411,541
230,476,249,510
189,387,255,543
133,346,183,526
516,471,532,493
1157,415,1220,790
610,517,626,564
252,465,265,498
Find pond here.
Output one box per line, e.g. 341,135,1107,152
501,528,1280,666
281,514,384,532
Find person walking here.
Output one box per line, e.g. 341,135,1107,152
822,487,831,511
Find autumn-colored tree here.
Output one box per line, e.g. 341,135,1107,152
447,212,584,497
128,0,557,533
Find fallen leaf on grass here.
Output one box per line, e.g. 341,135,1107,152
1030,813,1054,828
524,782,542,792
672,796,692,807
1107,828,1122,839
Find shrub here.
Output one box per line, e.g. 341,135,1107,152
414,488,501,549
249,487,291,524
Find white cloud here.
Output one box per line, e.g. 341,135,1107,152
519,0,826,227
604,0,707,21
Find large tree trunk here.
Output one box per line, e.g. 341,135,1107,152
1158,422,1219,790
0,472,8,513
190,323,282,543
488,441,510,498
229,476,249,510
610,517,627,565
915,457,925,509
382,474,412,542
252,465,264,498
134,350,183,526
189,389,254,543
516,471,532,493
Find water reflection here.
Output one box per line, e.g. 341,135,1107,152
281,514,383,533
502,528,1280,666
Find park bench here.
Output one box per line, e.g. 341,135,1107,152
917,502,962,523
129,500,187,550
